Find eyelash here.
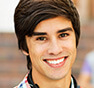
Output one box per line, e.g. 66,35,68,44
35,33,69,41
36,37,47,41
59,33,69,38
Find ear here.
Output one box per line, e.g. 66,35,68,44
22,50,29,56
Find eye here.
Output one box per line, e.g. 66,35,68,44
59,33,69,38
36,37,47,41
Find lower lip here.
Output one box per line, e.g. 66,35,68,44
45,57,67,68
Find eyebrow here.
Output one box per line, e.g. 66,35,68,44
32,27,73,36
32,32,47,36
57,27,73,33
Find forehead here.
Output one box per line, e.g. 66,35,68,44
34,16,73,32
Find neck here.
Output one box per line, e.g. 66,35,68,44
32,69,71,88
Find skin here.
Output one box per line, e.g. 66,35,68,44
24,16,77,88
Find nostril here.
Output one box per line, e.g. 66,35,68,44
47,40,63,55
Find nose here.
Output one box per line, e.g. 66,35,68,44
48,39,63,56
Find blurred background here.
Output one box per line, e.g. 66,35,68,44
0,0,94,88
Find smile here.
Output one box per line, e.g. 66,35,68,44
44,56,68,68
47,57,65,64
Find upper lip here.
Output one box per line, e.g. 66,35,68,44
43,56,68,61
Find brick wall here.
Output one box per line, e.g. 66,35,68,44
0,33,28,88
72,24,94,78
0,24,94,87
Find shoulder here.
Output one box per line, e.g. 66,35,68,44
14,74,30,88
77,86,82,88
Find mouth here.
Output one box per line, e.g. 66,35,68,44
43,56,68,68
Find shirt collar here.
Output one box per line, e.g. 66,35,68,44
27,71,77,88
71,77,75,88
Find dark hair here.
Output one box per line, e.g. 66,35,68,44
14,0,80,70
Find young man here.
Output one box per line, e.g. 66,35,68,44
14,0,81,88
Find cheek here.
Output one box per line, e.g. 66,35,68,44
32,43,49,54
64,39,76,50
68,39,77,64
28,43,47,59
63,37,76,60
69,39,76,58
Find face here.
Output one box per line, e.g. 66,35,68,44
26,16,76,80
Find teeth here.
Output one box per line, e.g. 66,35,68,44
46,58,65,64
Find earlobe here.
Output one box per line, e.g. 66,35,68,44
22,50,29,56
